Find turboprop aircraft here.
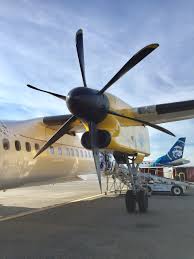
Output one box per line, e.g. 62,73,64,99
1,29,194,213
140,137,190,167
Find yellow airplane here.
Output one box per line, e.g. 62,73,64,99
1,29,194,213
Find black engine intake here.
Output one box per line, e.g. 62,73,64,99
81,130,111,149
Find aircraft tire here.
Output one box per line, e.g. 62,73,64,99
137,190,148,213
125,190,136,213
171,186,183,196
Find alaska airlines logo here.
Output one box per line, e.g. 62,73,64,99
172,145,183,159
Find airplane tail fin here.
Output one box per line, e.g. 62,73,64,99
167,137,186,161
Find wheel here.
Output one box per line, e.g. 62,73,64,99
125,190,136,213
171,186,183,196
137,190,148,213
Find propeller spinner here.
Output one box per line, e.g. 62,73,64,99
27,29,175,192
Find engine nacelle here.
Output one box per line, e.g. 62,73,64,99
81,130,111,149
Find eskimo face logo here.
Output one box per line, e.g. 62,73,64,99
172,145,183,159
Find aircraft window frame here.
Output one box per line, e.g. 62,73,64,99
71,148,74,157
58,147,62,156
25,142,31,152
2,138,10,150
65,147,70,156
35,143,40,151
15,140,21,151
50,146,54,155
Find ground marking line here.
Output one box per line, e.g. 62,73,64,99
0,193,103,222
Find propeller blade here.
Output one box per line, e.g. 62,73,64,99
34,115,77,159
89,121,102,193
99,43,159,94
76,29,87,87
27,84,66,101
108,110,175,137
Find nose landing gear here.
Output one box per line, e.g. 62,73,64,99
125,189,148,213
105,152,149,213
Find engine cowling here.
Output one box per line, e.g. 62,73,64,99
81,130,111,149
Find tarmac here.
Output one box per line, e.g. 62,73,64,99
0,177,194,259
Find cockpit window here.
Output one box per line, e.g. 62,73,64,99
15,140,21,151
3,138,10,150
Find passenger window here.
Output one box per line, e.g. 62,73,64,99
50,146,54,154
15,140,21,151
80,150,83,157
58,147,62,155
2,138,10,150
76,149,79,157
65,148,69,156
35,143,40,151
71,148,74,157
85,150,87,158
25,142,31,152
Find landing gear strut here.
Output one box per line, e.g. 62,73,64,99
124,155,148,213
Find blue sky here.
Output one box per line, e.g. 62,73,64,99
0,0,194,163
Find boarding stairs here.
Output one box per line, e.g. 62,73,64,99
104,164,132,194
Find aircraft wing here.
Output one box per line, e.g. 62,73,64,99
43,114,85,133
133,100,194,124
43,99,194,131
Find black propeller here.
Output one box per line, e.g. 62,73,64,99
76,29,87,87
89,121,102,193
108,110,175,137
34,115,77,159
27,29,174,192
27,84,66,101
98,43,159,94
